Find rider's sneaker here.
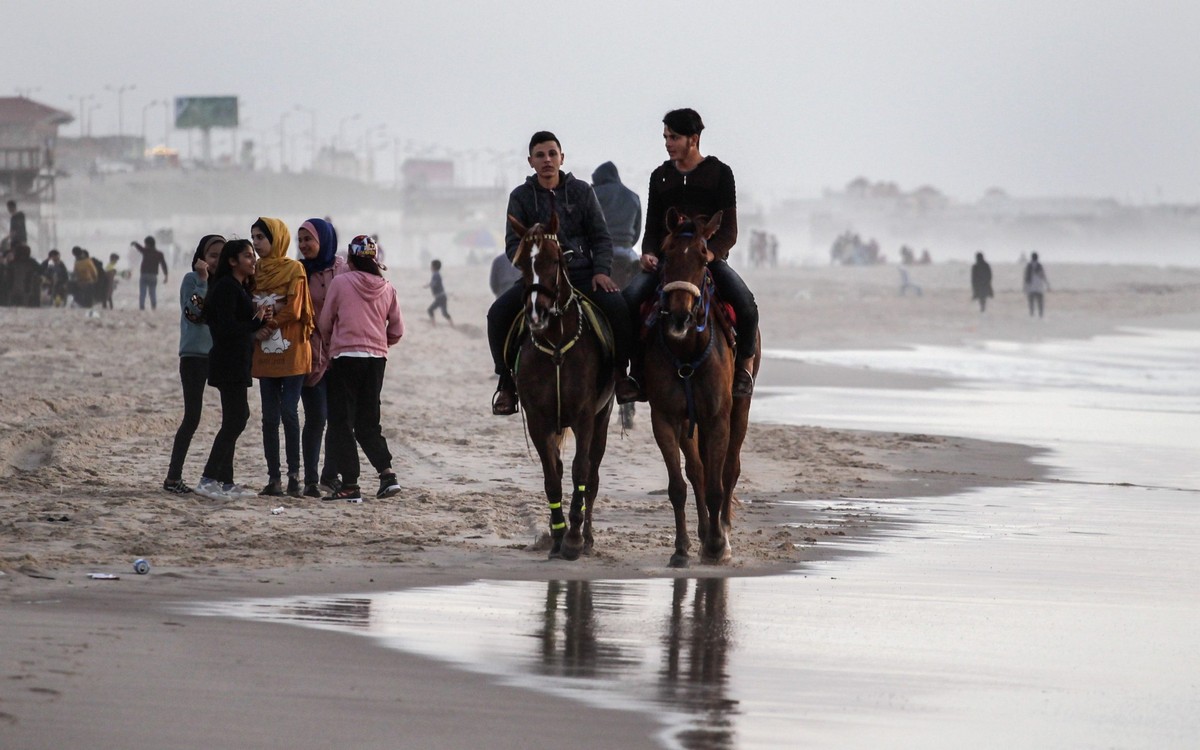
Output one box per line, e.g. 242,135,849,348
615,376,643,405
733,367,755,398
492,375,519,415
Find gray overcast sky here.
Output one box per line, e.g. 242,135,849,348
10,0,1200,203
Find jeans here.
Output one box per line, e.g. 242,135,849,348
139,272,158,310
203,384,250,484
259,374,304,481
167,356,208,481
300,375,335,485
326,357,392,486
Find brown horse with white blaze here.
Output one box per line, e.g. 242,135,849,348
644,209,761,566
508,211,616,560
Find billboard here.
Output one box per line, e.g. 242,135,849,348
174,97,239,129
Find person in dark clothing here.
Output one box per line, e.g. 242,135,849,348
196,239,272,500
971,252,994,312
132,235,169,310
489,251,522,297
6,244,41,307
1023,252,1050,318
40,249,69,306
486,131,632,415
591,161,642,287
7,200,27,248
426,259,452,324
620,108,760,401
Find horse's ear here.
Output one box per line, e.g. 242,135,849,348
701,210,723,240
548,209,560,234
665,207,683,232
508,214,527,238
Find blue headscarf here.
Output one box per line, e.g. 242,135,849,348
298,218,338,275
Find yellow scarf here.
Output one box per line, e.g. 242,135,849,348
254,217,314,339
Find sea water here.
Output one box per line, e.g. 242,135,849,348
192,327,1200,749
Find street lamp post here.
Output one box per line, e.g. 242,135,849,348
295,105,317,170
278,111,291,172
85,102,104,137
105,84,137,137
68,94,95,137
337,113,361,151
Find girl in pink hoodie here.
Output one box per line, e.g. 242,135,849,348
318,235,404,502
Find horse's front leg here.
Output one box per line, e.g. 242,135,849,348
699,420,732,564
652,410,692,568
561,413,595,561
581,399,614,554
532,426,566,559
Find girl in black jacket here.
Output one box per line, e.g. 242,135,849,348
196,240,272,500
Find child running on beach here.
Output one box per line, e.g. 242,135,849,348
163,234,224,494
250,217,314,498
318,235,404,502
296,217,347,498
196,240,273,500
425,259,452,325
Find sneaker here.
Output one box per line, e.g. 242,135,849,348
260,480,284,497
320,476,343,495
286,476,302,498
326,485,362,503
302,482,322,498
223,483,257,498
377,473,401,498
195,477,229,500
163,478,194,495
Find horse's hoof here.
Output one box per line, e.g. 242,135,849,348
561,542,582,562
547,538,564,559
668,554,690,568
701,543,732,565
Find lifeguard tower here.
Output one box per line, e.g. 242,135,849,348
0,96,73,252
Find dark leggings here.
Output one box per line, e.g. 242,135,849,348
486,280,631,375
202,384,250,484
623,259,759,358
427,294,452,321
326,357,392,487
300,376,336,485
166,356,208,481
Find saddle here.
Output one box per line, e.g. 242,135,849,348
638,270,737,351
503,292,616,373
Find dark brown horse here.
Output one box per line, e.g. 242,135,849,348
644,209,762,566
508,211,616,560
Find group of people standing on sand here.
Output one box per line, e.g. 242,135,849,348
165,219,404,504
971,252,1051,316
486,107,760,416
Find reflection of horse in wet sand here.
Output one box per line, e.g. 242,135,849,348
645,210,761,566
508,212,615,560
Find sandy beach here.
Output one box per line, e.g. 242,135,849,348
2,259,1198,748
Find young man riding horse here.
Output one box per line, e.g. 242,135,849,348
486,131,632,415
618,108,760,403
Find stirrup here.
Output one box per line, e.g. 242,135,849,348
492,386,519,415
615,375,643,405
733,367,755,398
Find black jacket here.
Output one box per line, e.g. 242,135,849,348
205,275,264,387
504,171,614,282
642,156,738,261
590,161,642,248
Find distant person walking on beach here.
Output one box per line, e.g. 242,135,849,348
425,259,452,325
971,252,993,312
250,217,314,498
164,234,224,494
132,236,169,310
296,217,346,498
1023,252,1050,318
196,239,272,500
319,235,404,503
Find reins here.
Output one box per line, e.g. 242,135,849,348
522,255,586,435
656,269,717,439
